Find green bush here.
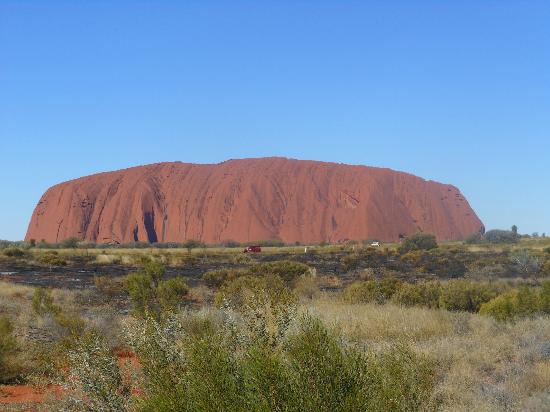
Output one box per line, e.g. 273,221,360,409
157,277,189,312
0,317,18,383
439,280,503,312
540,281,550,313
124,262,188,317
214,275,296,312
479,291,517,321
344,279,402,304
480,286,541,321
391,281,442,309
124,272,156,316
248,260,311,284
142,260,166,285
398,233,438,254
202,268,245,288
125,313,437,412
203,261,311,289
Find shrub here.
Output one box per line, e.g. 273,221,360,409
38,251,67,267
215,275,295,310
124,272,155,316
157,277,189,312
0,317,18,383
220,240,241,248
250,239,285,247
202,268,245,288
66,330,128,411
32,288,61,316
2,247,25,258
248,261,311,284
142,260,166,285
344,279,402,304
484,229,518,243
363,344,438,411
110,311,438,411
203,261,312,289
287,315,362,410
182,239,205,252
510,250,542,275
391,281,442,309
464,232,483,244
515,286,541,316
439,280,503,312
540,281,550,313
480,287,541,321
479,291,517,321
215,275,297,347
61,237,81,248
398,233,438,254
124,262,188,317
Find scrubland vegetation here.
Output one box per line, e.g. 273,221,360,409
0,233,549,410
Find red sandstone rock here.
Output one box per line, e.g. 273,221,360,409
25,157,484,244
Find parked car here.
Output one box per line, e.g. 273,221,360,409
243,245,261,253
370,241,381,247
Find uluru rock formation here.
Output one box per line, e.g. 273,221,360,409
25,158,484,244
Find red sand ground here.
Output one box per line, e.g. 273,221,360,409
0,384,63,404
0,351,139,406
26,157,484,244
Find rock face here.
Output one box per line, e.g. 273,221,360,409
25,157,484,244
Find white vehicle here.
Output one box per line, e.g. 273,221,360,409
370,241,381,247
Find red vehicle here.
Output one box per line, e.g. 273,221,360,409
243,245,262,253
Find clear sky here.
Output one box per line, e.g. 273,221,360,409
1,1,549,241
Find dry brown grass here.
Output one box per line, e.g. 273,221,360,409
302,297,550,411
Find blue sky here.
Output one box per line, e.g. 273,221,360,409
1,1,549,240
